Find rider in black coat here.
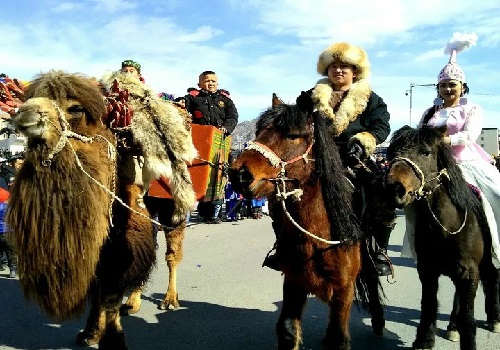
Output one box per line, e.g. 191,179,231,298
182,71,239,135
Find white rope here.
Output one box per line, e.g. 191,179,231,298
426,199,467,235
43,101,165,229
390,156,464,234
275,177,342,245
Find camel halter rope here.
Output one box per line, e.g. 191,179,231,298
245,140,343,245
40,100,165,228
388,156,467,235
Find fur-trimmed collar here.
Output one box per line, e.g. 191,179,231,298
311,78,372,136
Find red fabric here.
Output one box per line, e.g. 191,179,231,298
193,110,203,119
0,188,10,203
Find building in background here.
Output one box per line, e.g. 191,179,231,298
479,128,499,156
0,114,25,156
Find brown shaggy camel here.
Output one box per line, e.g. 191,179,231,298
7,71,195,350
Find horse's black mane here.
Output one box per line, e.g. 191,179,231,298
256,104,362,244
256,104,308,136
388,126,488,231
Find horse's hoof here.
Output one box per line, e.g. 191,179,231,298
486,321,500,333
373,326,384,337
445,329,460,342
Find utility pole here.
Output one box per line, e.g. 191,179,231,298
405,83,435,126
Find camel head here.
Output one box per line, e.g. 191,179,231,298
14,71,107,150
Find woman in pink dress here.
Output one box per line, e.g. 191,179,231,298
402,33,500,268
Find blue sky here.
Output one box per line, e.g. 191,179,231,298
3,0,500,136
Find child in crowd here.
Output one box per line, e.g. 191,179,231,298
0,187,16,278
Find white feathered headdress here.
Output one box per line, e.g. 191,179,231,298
438,32,478,83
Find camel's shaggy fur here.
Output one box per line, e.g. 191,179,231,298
101,71,197,223
7,71,172,349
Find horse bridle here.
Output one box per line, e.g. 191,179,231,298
244,140,343,245
244,140,314,198
387,157,449,200
387,156,467,235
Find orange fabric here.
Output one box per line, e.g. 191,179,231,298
149,124,231,200
0,188,10,202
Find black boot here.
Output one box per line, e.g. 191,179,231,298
372,224,394,276
262,254,280,271
263,220,282,271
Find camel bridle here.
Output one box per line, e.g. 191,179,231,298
30,99,167,230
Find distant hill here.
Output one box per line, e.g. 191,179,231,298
230,119,257,150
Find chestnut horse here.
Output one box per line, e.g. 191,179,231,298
229,93,384,350
384,126,500,350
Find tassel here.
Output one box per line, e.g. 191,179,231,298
433,97,444,106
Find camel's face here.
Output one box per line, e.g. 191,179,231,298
13,97,52,139
14,96,90,143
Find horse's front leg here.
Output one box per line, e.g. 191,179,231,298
276,277,307,350
455,269,480,350
481,264,500,333
446,290,461,342
322,279,356,350
159,224,185,310
413,269,439,350
98,292,128,350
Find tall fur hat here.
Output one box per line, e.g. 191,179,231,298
317,42,371,80
438,32,477,83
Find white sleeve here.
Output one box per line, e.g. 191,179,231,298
449,105,483,146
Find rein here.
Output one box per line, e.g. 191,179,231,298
388,156,467,235
245,140,342,245
39,100,167,230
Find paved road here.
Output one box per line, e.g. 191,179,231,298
0,214,499,349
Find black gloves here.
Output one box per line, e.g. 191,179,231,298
346,142,364,167
347,142,364,159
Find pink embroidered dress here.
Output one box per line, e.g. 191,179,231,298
401,102,500,268
420,103,492,163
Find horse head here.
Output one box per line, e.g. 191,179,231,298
384,125,451,208
229,92,314,198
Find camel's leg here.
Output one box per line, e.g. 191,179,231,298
98,293,128,350
276,277,307,350
76,285,106,346
159,224,185,310
413,269,439,350
322,281,356,350
120,288,143,315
